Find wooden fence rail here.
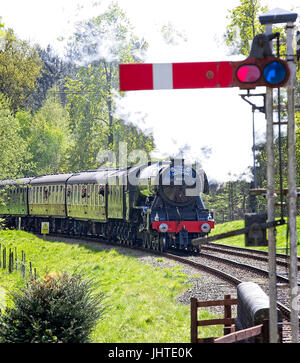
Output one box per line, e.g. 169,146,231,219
0,243,37,279
191,296,269,343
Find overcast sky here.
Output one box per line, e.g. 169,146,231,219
1,0,299,183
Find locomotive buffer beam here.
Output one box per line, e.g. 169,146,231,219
192,219,286,247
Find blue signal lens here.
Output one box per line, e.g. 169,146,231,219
263,61,287,85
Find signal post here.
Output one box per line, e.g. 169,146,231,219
259,8,299,344
119,11,298,342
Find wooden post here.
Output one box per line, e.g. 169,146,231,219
262,320,270,343
191,298,198,343
224,295,233,335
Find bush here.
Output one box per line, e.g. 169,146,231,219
0,272,106,343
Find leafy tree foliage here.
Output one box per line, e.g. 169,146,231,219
24,87,71,176
225,0,267,56
0,27,42,112
0,8,154,181
0,95,29,179
64,3,154,171
203,177,254,224
26,45,77,111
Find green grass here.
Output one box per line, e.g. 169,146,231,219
210,217,300,255
0,230,222,343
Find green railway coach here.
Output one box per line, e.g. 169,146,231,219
0,178,32,216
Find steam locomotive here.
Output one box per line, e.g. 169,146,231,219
0,160,214,253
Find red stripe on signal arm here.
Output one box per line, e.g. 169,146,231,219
152,221,215,234
119,63,153,91
172,62,233,89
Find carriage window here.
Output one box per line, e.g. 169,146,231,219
48,186,52,203
60,186,64,204
73,185,76,204
67,186,71,200
78,185,81,203
87,185,90,205
81,186,87,199
78,186,81,204
90,184,94,206
86,185,89,204
99,185,105,197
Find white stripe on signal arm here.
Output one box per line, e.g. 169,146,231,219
153,63,173,90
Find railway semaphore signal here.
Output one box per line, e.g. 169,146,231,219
119,33,290,92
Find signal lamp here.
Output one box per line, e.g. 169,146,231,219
263,61,287,85
233,57,290,89
236,65,261,83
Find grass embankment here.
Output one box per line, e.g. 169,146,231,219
0,230,222,343
211,218,300,255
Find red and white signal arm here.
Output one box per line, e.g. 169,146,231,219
119,62,234,91
119,58,290,91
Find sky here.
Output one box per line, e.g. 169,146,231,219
1,0,299,183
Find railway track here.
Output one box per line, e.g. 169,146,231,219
200,243,300,281
161,249,299,343
202,242,300,269
39,233,300,342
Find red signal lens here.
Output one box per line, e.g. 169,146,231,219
236,65,261,83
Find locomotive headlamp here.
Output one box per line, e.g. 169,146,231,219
159,223,169,233
201,223,211,234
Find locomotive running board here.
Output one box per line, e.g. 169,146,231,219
192,219,286,247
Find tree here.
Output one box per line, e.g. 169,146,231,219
64,2,153,171
0,95,29,179
25,86,72,176
26,45,76,111
225,0,267,56
0,27,42,112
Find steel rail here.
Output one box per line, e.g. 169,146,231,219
200,244,300,271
